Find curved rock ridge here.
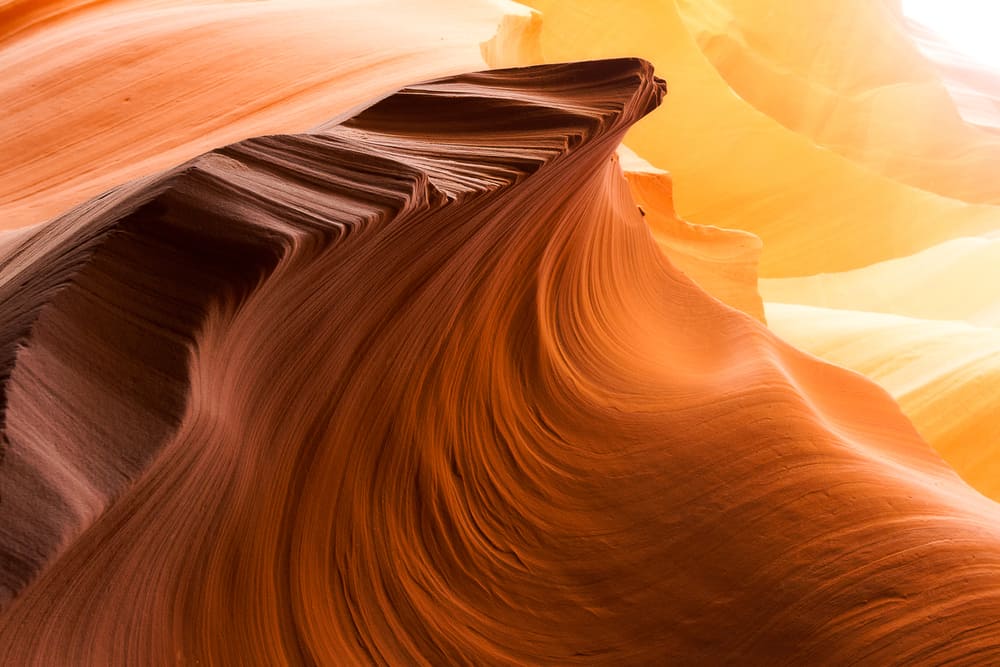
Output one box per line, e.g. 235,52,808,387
0,0,539,230
0,56,663,606
499,0,1000,515
4,58,1000,665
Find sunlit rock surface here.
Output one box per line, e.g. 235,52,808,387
497,0,1000,504
4,1,1000,664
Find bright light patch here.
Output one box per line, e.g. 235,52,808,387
903,0,1000,70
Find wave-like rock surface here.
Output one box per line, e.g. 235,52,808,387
502,0,1000,510
766,302,1000,502
4,58,1000,664
0,0,539,230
